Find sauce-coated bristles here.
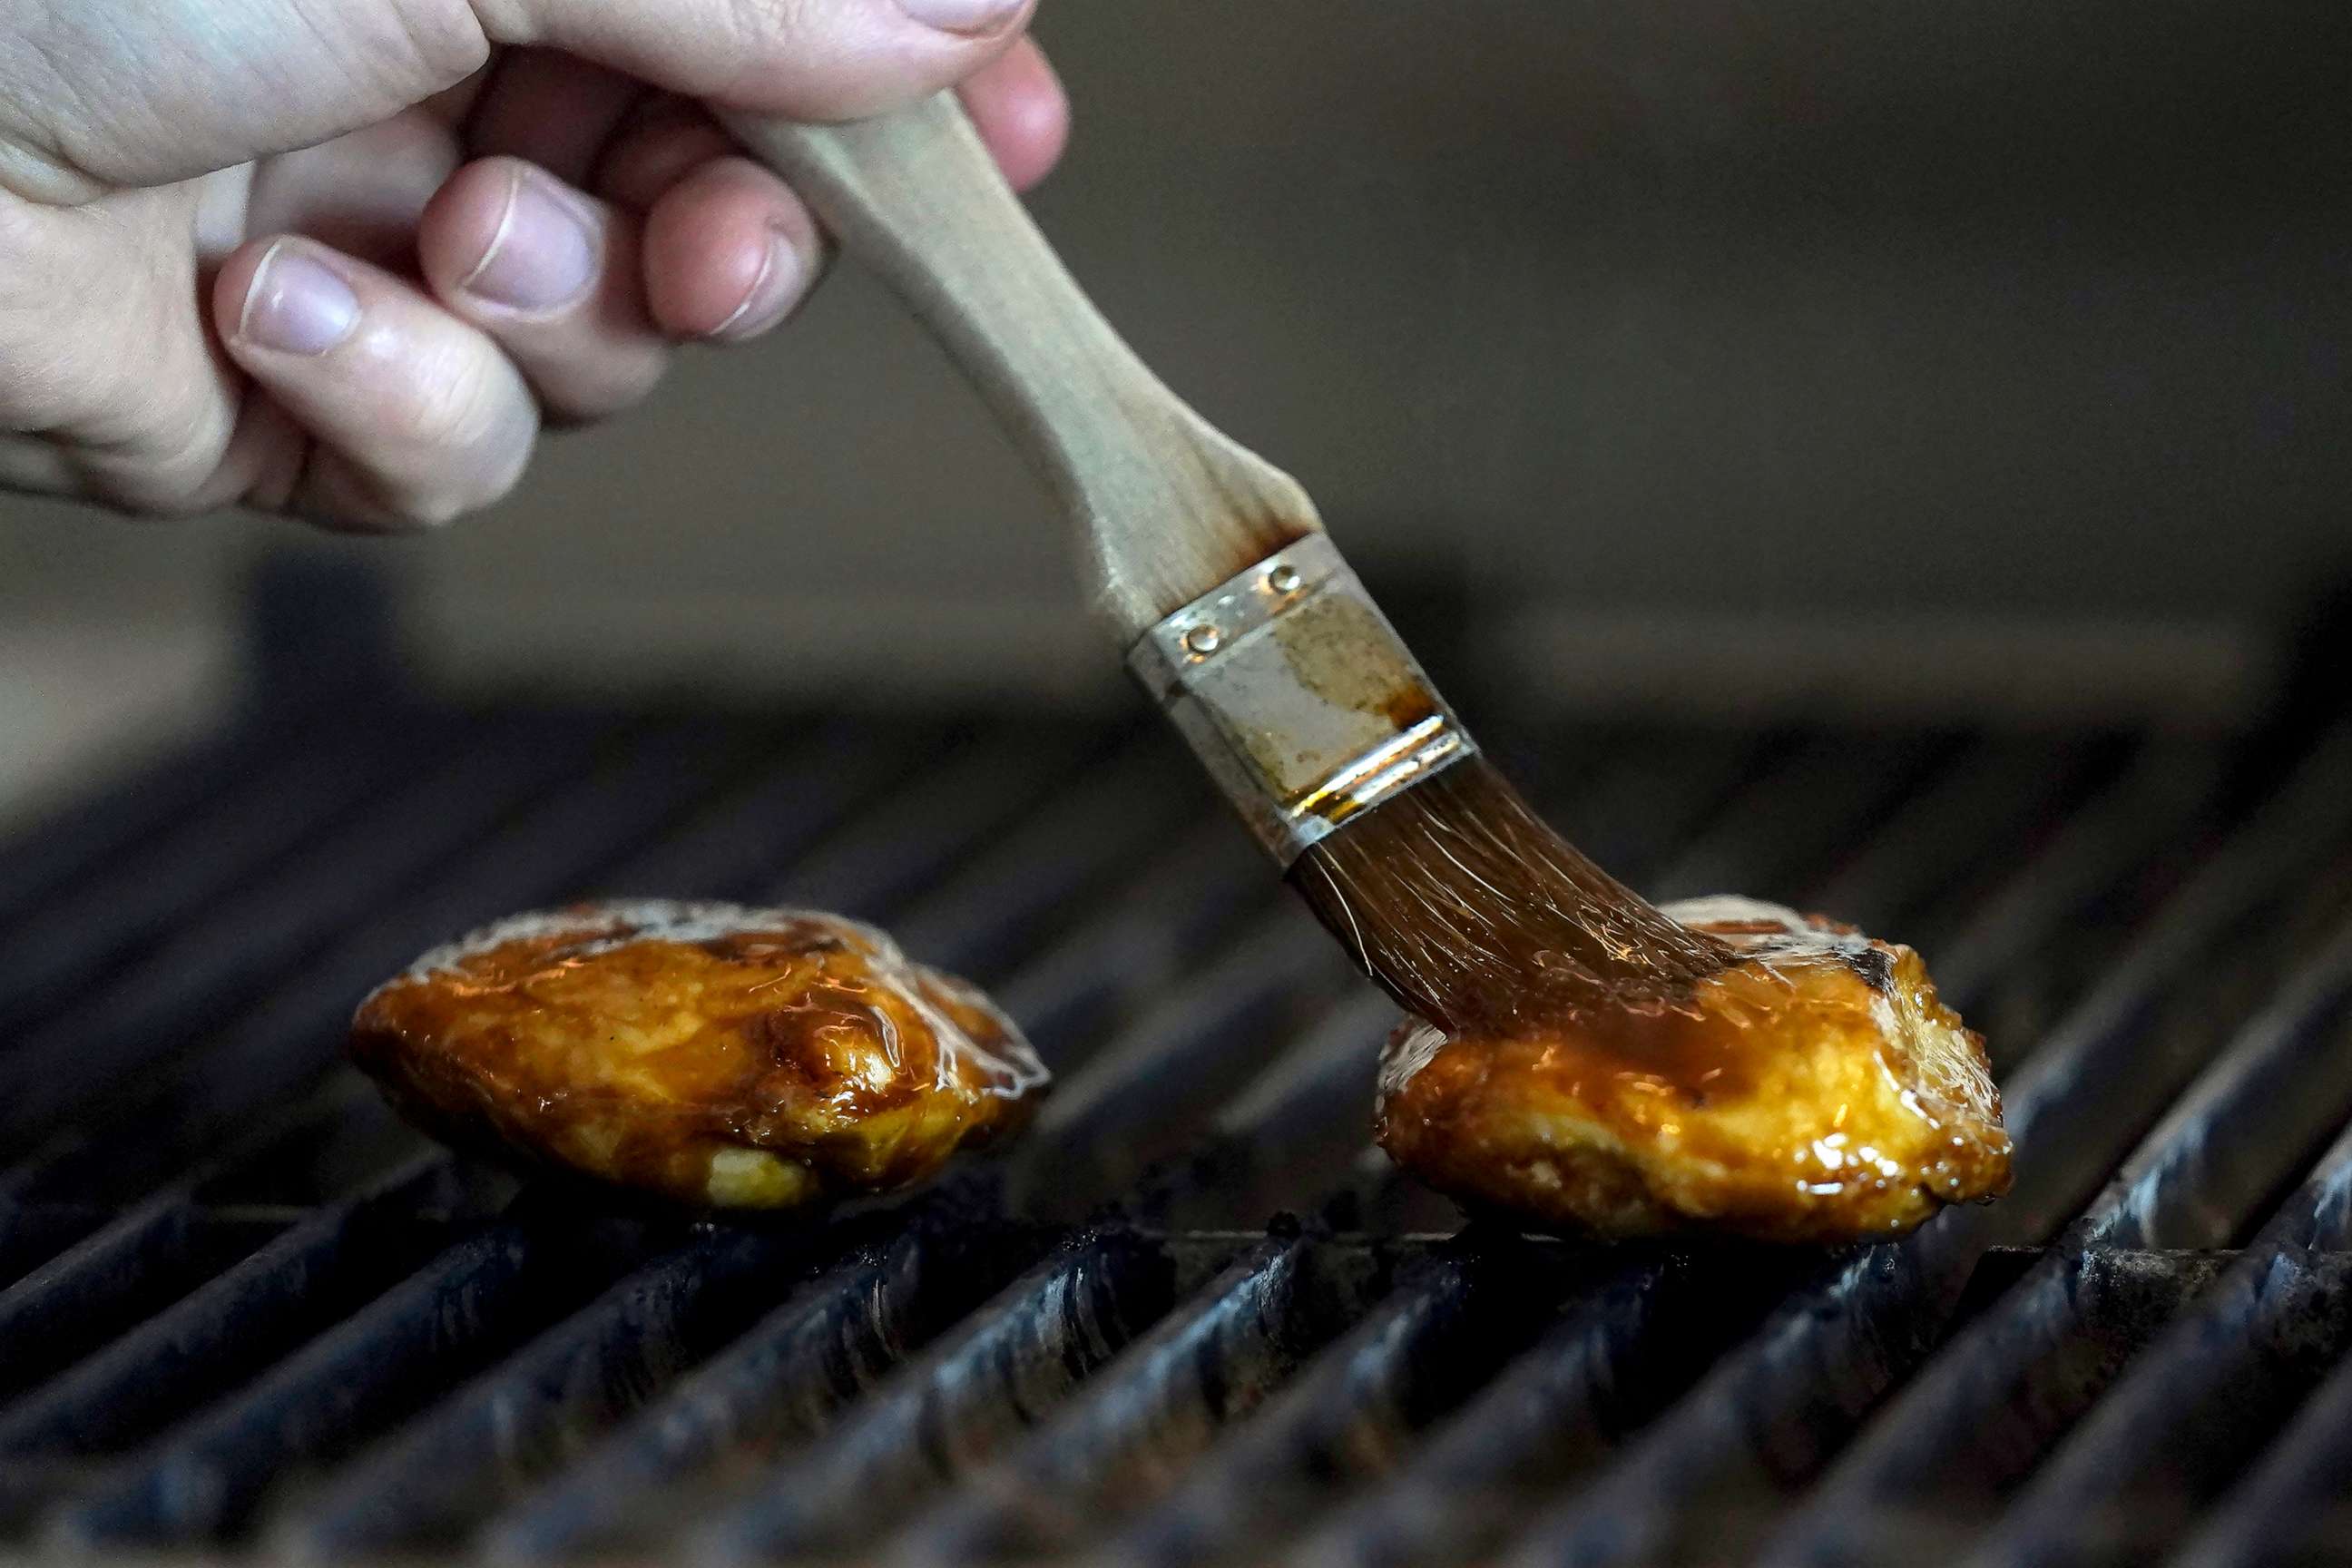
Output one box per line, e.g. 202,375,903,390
1289,756,1726,1032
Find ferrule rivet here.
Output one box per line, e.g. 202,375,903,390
1182,623,1222,656
1267,564,1303,595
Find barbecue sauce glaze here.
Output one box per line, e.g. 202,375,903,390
350,901,1046,1207
1376,897,2012,1242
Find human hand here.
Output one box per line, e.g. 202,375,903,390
0,0,1066,531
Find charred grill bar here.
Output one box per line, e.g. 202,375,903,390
1,571,2349,1564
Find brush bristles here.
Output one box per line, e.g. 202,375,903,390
1289,756,1725,1033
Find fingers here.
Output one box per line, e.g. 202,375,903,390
640,158,824,340
593,96,740,210
956,35,1069,191
244,109,463,270
571,40,1067,208
481,0,1036,119
583,29,1072,340
214,153,680,532
590,100,828,343
212,238,539,531
416,157,669,417
463,50,647,185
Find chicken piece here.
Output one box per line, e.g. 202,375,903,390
1376,897,2011,1242
350,900,1046,1208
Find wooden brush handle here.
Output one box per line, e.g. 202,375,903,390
720,95,1320,640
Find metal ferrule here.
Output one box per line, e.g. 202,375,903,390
1127,534,1478,866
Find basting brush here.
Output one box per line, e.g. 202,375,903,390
720,96,2018,1245
719,95,1718,1023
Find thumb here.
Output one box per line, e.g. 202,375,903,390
479,0,1038,119
0,0,1033,204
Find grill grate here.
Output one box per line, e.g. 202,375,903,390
2,568,2350,1564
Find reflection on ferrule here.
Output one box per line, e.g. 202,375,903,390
1127,535,1478,865
1292,714,1473,835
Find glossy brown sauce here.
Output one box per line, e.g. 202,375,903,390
350,901,1046,1208
1481,917,1905,1101
1373,897,2012,1241
1432,933,1750,1092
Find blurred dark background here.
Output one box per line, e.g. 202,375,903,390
5,0,2349,814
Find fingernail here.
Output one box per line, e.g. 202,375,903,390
240,243,359,357
894,0,1025,35
710,230,808,343
461,167,598,313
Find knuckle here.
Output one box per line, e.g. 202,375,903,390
723,0,803,53
713,0,962,117
387,1,495,88
690,0,809,95
78,385,239,514
367,353,534,524
387,352,511,457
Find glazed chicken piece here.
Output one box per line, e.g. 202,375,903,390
1377,897,2011,1242
351,900,1046,1208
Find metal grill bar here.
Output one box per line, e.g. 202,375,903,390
562,717,922,904
1008,916,1355,1220
689,1229,1219,1564
749,729,1102,920
2178,1327,2352,1568
592,970,1396,1563
1101,1242,1590,1568
882,1234,1352,1563
0,714,851,1204
0,706,515,1044
1645,730,1955,904
29,728,1245,1554
1494,724,2352,1566
1924,740,2227,1029
0,1158,477,1463
1962,1125,2352,1566
1756,891,2352,1566
1802,737,2108,946
0,714,750,1158
26,718,1010,1543
1294,1250,1819,1568
0,1200,289,1407
473,1200,1047,1562
1514,725,1772,877
882,731,1208,978
191,732,1168,1555
1279,737,2196,1568
268,1223,860,1556
0,1205,110,1296
988,818,1269,1062
393,759,1269,1561
1133,989,1395,1231
1,576,2347,1568
46,1221,632,1546
467,895,1347,1561
0,691,351,930
2083,897,2352,1250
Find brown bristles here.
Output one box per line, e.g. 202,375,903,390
1289,755,1729,1034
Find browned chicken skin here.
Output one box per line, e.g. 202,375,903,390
1377,897,2011,1242
350,901,1046,1208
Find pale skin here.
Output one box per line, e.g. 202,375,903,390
0,0,1070,532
